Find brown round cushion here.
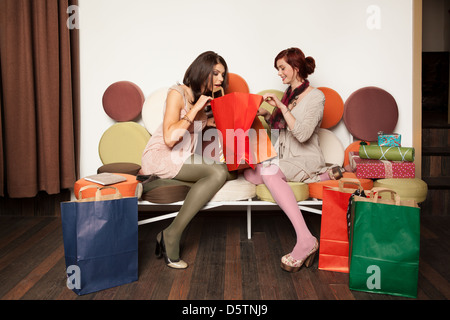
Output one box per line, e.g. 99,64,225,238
102,81,145,122
97,163,141,175
344,87,398,141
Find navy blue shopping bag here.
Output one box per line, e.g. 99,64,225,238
61,186,138,296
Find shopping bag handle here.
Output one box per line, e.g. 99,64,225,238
338,178,363,192
78,185,122,202
369,187,401,205
213,86,224,99
78,185,100,200
96,186,122,201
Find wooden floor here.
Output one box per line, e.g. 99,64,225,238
0,210,449,301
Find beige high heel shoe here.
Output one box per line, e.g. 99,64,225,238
281,239,319,273
155,231,188,269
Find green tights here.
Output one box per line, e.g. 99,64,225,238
161,154,231,260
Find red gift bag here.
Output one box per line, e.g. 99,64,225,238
318,178,367,273
211,92,277,171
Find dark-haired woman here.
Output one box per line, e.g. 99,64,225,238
140,51,231,269
245,48,337,273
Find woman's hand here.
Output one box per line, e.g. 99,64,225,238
263,93,288,113
256,107,272,122
262,93,281,108
192,95,212,113
206,117,216,127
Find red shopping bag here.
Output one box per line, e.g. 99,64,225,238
211,92,277,171
318,178,367,273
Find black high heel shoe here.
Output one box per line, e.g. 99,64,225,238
155,231,188,269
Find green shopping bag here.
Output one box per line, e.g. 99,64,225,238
348,188,420,298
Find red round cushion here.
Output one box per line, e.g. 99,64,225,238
102,81,145,122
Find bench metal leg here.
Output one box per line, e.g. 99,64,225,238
247,198,252,239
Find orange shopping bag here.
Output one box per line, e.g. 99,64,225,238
210,92,277,171
318,178,367,273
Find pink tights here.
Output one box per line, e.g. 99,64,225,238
244,164,317,261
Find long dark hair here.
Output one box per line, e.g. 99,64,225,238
183,51,228,105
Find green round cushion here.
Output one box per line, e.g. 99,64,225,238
256,182,309,203
373,178,428,203
99,122,151,165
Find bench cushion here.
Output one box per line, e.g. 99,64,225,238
140,174,255,204
97,162,142,175
373,178,428,203
256,182,309,203
211,175,256,202
75,174,139,200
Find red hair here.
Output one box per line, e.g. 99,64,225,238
274,48,316,80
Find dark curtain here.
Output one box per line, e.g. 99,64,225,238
0,0,80,198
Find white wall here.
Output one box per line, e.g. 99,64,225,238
78,0,416,177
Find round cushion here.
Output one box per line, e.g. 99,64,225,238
344,87,399,141
142,87,169,135
318,87,344,129
226,73,249,94
256,89,284,135
99,122,151,165
318,128,345,167
102,81,145,122
256,182,309,203
343,140,371,169
75,174,139,200
97,162,141,175
308,172,374,200
211,175,256,202
142,180,192,204
373,178,428,203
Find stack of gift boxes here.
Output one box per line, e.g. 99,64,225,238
348,132,416,179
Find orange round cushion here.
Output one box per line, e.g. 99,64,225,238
343,140,371,168
226,73,249,94
318,87,344,129
308,172,373,200
74,174,139,200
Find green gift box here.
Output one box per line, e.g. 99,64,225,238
348,188,420,298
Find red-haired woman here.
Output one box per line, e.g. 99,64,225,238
245,48,341,272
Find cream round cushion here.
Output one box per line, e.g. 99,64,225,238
256,182,309,203
99,122,151,165
142,87,169,135
210,175,256,202
373,178,428,203
318,128,345,167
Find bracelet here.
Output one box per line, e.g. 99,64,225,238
283,108,292,115
182,115,193,124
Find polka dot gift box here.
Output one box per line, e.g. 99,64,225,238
349,152,415,179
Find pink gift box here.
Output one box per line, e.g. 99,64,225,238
349,152,415,179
